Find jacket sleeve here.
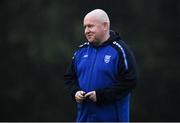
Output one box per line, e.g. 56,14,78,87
64,58,81,101
96,43,138,104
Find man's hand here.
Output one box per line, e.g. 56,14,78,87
75,91,86,103
85,91,97,102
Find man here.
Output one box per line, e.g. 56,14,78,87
65,9,138,122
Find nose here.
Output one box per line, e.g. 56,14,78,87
85,27,90,34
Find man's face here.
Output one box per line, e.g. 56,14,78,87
83,16,105,44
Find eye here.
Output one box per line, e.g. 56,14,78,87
84,24,94,30
87,24,94,28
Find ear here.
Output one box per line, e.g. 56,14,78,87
103,22,109,31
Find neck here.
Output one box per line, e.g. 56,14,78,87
99,31,110,45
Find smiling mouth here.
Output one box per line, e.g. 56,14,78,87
87,34,93,37
87,35,92,37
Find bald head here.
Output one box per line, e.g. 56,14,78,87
84,9,110,28
83,9,110,45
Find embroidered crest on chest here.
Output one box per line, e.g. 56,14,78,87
104,55,111,63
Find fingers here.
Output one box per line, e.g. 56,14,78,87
75,91,86,103
84,92,92,97
85,91,97,102
75,91,97,103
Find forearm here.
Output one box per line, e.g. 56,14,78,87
64,60,81,101
96,80,136,104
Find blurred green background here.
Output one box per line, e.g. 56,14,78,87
0,0,179,121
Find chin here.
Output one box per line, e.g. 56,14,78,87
87,39,94,43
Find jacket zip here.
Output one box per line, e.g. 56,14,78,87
88,47,98,91
86,47,98,119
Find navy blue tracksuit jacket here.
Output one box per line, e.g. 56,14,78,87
65,31,138,122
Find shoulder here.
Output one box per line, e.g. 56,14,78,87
110,40,135,61
78,42,89,48
111,40,129,50
72,42,89,59
111,40,130,55
111,40,137,72
77,42,89,52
